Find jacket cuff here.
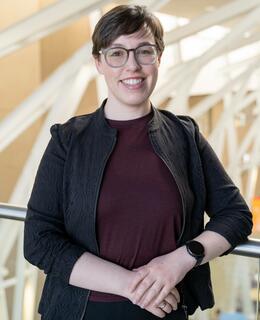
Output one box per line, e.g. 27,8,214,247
204,222,245,256
53,246,86,284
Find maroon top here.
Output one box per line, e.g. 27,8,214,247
89,111,182,302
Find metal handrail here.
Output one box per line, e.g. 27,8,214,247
1,202,260,258
0,202,26,221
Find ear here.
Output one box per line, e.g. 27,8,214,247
94,56,104,75
158,52,162,65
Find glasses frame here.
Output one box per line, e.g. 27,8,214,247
98,44,159,68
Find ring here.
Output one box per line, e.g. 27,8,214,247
159,301,167,309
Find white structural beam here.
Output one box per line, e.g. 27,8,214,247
228,31,260,56
9,65,95,206
88,10,108,106
173,5,260,106
190,57,260,120
244,92,260,204
23,264,39,320
159,5,260,112
152,60,189,106
1,0,259,60
148,0,171,11
189,70,258,119
208,61,260,146
0,68,92,272
164,0,260,45
12,230,25,320
128,0,171,11
154,27,260,108
1,66,93,320
245,148,260,204
197,6,260,67
220,55,260,74
0,0,111,59
0,42,93,152
224,93,242,187
232,112,260,166
0,277,9,320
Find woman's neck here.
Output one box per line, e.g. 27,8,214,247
104,99,152,121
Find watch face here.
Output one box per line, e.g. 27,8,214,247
188,241,204,256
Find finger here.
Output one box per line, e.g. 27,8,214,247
164,293,178,311
131,277,155,305
140,282,163,308
154,287,171,307
159,301,172,314
145,305,166,319
170,287,180,303
129,269,149,293
152,308,166,318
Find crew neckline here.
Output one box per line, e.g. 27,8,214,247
106,111,153,128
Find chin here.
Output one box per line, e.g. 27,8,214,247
121,94,150,107
124,100,148,108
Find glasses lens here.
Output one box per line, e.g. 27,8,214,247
136,45,158,65
105,48,127,67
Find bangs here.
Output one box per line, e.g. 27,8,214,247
100,18,145,49
92,5,164,57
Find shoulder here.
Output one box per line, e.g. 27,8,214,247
50,110,97,144
157,108,199,137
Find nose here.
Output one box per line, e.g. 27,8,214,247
125,51,141,70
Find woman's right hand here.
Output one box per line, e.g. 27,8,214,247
124,271,180,317
142,289,180,318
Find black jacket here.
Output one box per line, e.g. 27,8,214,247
24,101,252,319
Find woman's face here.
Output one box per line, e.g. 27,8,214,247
95,29,161,110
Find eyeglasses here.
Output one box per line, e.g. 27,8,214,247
99,44,159,68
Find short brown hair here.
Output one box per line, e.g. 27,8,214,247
92,5,164,58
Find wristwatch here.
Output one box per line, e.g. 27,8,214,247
185,240,205,268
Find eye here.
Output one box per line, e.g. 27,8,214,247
138,46,156,56
107,48,126,57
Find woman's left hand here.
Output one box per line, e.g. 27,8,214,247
128,248,195,309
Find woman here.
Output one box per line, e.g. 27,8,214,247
24,5,252,320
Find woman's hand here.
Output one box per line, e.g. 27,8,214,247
127,247,195,309
123,268,180,318
143,289,180,318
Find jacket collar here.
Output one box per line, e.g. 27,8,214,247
94,99,162,134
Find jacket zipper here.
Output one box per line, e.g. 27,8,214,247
92,135,117,254
79,135,117,320
149,132,188,317
79,291,90,320
148,131,186,244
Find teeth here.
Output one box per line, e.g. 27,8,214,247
122,78,143,85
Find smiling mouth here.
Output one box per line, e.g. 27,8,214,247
121,78,144,85
120,78,146,90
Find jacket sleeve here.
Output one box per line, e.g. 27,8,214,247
23,124,86,283
194,122,253,252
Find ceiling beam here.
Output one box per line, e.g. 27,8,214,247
0,0,111,58
164,0,260,45
0,43,93,152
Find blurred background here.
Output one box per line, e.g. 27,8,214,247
1,0,260,319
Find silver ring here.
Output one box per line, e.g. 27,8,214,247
159,301,167,309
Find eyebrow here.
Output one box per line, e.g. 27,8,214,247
110,41,154,47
